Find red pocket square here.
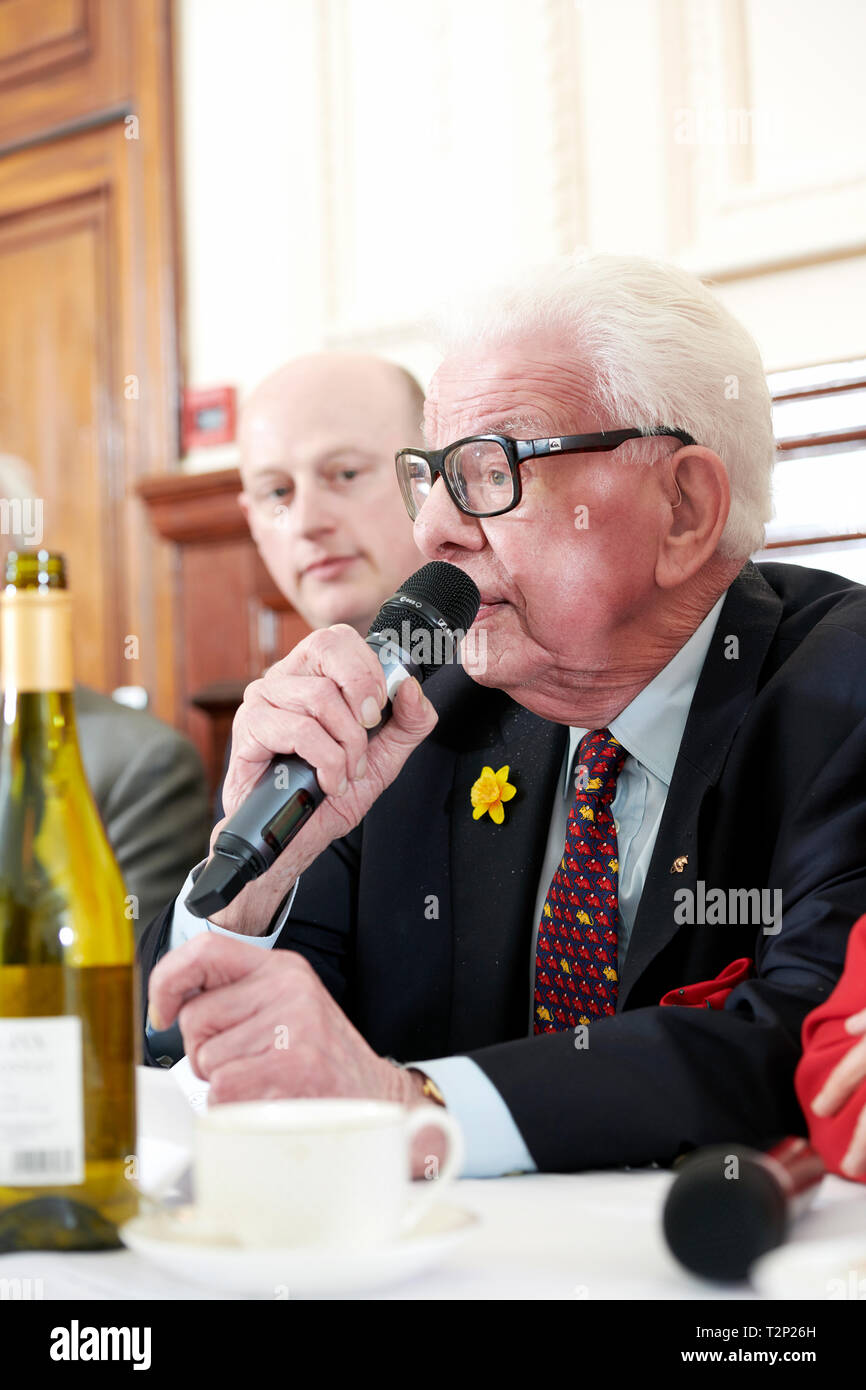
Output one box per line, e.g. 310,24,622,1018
659,957,754,1009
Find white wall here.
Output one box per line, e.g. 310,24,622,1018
177,0,324,457
176,0,866,468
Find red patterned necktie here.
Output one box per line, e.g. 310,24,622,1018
534,728,628,1033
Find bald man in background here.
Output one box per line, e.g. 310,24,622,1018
203,352,427,821
142,353,431,1058
236,353,427,636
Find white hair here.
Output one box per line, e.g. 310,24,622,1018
0,454,38,550
434,252,775,558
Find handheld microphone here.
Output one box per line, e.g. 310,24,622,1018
662,1136,826,1282
184,561,480,918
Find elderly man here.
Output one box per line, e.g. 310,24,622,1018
237,353,427,636
142,254,866,1176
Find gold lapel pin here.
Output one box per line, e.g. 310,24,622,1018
670,855,689,874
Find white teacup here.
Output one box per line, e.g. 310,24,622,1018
193,1098,463,1250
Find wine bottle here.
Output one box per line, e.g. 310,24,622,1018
0,550,138,1250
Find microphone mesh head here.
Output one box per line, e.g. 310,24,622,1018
662,1145,788,1282
367,561,481,677
388,560,481,633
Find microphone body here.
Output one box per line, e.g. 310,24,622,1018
185,562,480,918
662,1137,826,1282
193,637,421,914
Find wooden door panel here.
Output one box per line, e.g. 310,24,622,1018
0,114,174,703
0,0,91,71
0,187,118,686
0,1,181,727
0,0,129,150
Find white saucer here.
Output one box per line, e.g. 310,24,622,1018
751,1236,866,1300
120,1202,479,1296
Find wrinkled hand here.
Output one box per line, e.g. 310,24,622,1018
148,935,448,1177
204,624,438,935
811,1006,866,1176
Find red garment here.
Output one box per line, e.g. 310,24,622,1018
795,912,866,1183
659,957,754,1010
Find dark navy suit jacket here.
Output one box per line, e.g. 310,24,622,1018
139,562,866,1172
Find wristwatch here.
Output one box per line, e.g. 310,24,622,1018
407,1067,446,1107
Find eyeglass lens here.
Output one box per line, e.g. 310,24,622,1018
399,453,432,519
447,439,513,515
399,439,516,518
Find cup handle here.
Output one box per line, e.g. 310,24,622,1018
399,1107,464,1236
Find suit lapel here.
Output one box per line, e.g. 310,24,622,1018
446,695,567,1051
618,563,784,1006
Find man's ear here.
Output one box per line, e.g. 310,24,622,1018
655,446,731,589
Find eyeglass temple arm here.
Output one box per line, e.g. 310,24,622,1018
527,429,695,459
525,431,637,459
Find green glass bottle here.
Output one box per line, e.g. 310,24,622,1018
0,550,138,1250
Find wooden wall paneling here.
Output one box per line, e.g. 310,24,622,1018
0,0,130,151
122,0,181,727
0,130,129,690
0,0,181,722
138,467,251,545
181,539,257,792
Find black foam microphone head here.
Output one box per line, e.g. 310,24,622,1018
367,561,481,678
662,1145,788,1282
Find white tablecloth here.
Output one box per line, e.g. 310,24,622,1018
1,1066,864,1300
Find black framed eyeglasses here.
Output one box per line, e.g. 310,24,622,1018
395,428,696,520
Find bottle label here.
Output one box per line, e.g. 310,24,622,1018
0,1018,85,1185
0,590,74,692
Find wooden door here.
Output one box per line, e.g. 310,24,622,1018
0,0,179,716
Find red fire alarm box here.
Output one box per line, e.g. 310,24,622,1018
182,385,237,450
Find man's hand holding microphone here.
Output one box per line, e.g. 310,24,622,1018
209,621,438,937
147,563,479,1174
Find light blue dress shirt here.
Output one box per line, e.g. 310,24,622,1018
170,871,297,951
168,596,725,1176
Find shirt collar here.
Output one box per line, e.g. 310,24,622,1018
563,593,726,793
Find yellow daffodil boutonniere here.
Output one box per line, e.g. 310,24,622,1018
470,765,516,824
